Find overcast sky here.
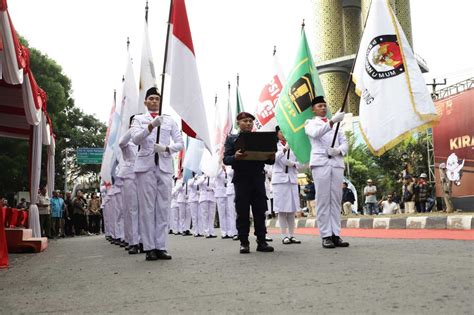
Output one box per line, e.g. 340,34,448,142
7,0,474,125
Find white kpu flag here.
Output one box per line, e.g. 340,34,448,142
166,0,212,152
138,20,157,114
254,54,286,132
352,0,438,156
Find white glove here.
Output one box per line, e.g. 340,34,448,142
331,112,345,123
154,143,167,153
150,115,163,128
327,147,341,157
284,160,296,167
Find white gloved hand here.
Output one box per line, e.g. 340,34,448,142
150,115,163,128
154,143,167,153
327,147,341,157
331,112,345,123
284,160,296,167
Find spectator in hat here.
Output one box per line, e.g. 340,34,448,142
416,173,429,213
363,179,378,215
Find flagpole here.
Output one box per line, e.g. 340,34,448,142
145,0,149,23
155,0,173,165
330,0,373,148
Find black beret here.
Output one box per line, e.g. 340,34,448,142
275,125,280,132
311,96,326,106
236,112,255,121
145,87,161,99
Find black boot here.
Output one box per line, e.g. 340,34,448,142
322,237,335,248
332,235,349,247
239,245,250,254
128,245,139,255
145,250,158,261
256,241,274,252
156,250,172,260
138,243,145,254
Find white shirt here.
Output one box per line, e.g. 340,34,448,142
381,200,399,214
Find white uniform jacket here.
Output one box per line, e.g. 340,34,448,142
304,117,348,168
214,169,228,198
131,113,184,174
176,180,188,203
196,176,216,203
272,142,300,184
187,177,200,203
117,129,138,179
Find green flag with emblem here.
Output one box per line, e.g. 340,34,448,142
275,28,326,163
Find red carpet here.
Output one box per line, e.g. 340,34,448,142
268,227,474,241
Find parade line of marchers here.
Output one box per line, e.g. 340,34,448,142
97,0,444,262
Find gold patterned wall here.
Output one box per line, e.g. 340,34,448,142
320,71,349,113
342,5,362,55
361,0,412,47
394,0,413,47
313,0,344,63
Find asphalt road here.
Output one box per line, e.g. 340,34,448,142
1,232,473,314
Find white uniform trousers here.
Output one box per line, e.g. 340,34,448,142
226,195,237,236
217,197,236,237
312,165,344,238
136,169,172,251
200,200,217,236
122,178,139,245
188,201,202,235
108,196,117,238
103,202,111,237
114,193,125,240
178,202,191,233
169,206,179,233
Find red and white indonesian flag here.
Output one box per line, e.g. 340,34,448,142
138,20,157,113
254,55,286,131
167,0,211,152
353,0,438,156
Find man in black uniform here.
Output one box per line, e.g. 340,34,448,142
223,112,275,254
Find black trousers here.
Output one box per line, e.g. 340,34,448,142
88,215,101,234
39,214,51,238
234,174,268,245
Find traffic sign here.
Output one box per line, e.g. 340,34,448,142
77,147,104,165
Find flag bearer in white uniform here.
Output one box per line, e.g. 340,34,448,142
215,166,232,238
187,174,203,237
176,179,192,236
169,177,179,234
225,167,238,240
304,96,349,249
272,126,302,245
197,174,217,238
118,118,140,254
131,87,184,261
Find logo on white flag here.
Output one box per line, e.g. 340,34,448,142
366,35,404,80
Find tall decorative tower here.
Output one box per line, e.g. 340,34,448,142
313,0,426,116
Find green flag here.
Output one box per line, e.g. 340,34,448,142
234,85,244,130
275,29,326,163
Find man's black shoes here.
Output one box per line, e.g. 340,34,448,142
332,235,350,247
206,235,217,239
145,249,172,260
182,230,192,236
145,250,158,261
240,245,250,254
256,242,274,252
128,245,139,255
156,250,172,260
322,237,336,248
